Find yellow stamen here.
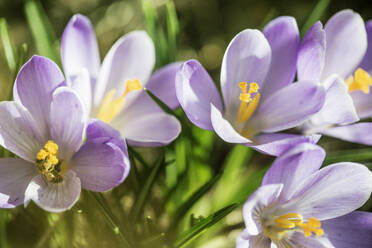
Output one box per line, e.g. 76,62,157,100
237,82,260,123
97,79,143,123
274,213,324,238
346,68,372,93
36,140,63,183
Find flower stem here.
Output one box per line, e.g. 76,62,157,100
89,191,133,248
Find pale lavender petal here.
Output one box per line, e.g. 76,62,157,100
221,29,271,113
71,138,128,192
147,62,183,109
0,158,37,208
210,104,251,144
252,82,325,133
309,76,358,126
350,90,372,119
284,163,372,220
262,16,299,97
323,211,372,248
321,123,372,145
287,232,334,248
13,55,65,133
0,101,44,162
262,143,325,201
94,31,155,107
236,231,271,248
360,20,372,73
297,21,326,81
49,87,86,160
175,60,223,130
243,184,283,235
251,133,321,156
61,14,100,79
68,68,92,115
321,10,367,80
24,171,81,212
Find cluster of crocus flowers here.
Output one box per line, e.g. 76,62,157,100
237,143,372,247
176,17,325,156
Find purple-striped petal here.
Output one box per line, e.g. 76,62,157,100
297,21,326,81
261,16,299,97
175,60,223,130
68,68,92,115
49,87,86,160
360,20,372,73
0,158,37,208
236,231,271,248
321,123,372,145
24,171,81,213
71,138,128,192
321,10,367,80
61,14,100,80
221,29,271,113
351,90,372,119
13,55,65,133
323,211,372,248
288,232,333,248
262,143,325,201
147,62,183,110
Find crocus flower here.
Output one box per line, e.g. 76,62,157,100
61,14,181,147
176,16,325,156
0,56,129,212
237,143,372,247
298,10,372,145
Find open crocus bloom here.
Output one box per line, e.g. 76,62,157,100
61,14,181,147
237,143,372,248
0,56,129,212
298,10,372,145
176,16,325,156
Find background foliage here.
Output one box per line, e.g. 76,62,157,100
1,0,372,247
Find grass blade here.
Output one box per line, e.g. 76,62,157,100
301,0,331,36
0,18,17,75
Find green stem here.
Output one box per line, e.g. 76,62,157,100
324,148,372,164
0,211,8,248
89,192,133,248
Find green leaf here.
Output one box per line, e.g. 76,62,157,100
324,149,372,165
166,0,179,61
144,88,178,118
174,203,239,248
0,18,17,75
24,0,58,62
301,0,331,36
0,211,9,248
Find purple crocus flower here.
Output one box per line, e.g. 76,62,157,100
0,56,129,212
298,10,372,145
61,14,181,147
237,143,372,247
176,17,325,156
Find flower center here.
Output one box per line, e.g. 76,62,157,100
345,68,372,94
237,82,261,123
35,140,63,183
262,213,324,242
97,79,143,123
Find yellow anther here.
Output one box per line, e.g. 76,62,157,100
44,140,58,155
273,214,324,239
275,213,303,229
237,82,260,123
248,82,259,93
97,79,143,123
298,217,324,237
36,149,48,161
35,140,63,183
346,68,372,94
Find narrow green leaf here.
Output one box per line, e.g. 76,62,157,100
0,211,9,248
144,88,177,118
7,43,28,100
0,18,17,75
24,0,58,62
166,0,179,61
128,146,150,169
174,203,239,248
324,148,372,165
301,0,331,36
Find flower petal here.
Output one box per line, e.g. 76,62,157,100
323,211,372,248
147,62,183,110
61,14,100,79
236,231,271,248
94,31,155,107
175,60,223,130
360,20,372,73
221,29,271,112
297,21,326,81
321,123,372,145
321,10,367,80
71,138,128,192
68,68,92,115
251,133,321,156
0,101,44,162
25,171,81,212
0,158,37,208
243,184,283,235
284,162,372,220
210,104,251,144
50,87,86,160
252,81,325,133
262,143,325,202
261,16,299,97
13,55,65,133
287,232,334,248
351,90,372,119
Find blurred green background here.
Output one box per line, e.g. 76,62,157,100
1,0,372,247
